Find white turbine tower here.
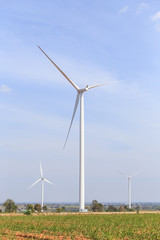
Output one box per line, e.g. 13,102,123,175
28,163,54,211
117,170,140,209
38,46,115,212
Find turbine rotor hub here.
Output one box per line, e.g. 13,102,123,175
79,85,89,93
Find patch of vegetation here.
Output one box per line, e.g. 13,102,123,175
24,210,32,215
26,204,35,213
34,203,41,213
91,200,104,212
3,199,18,213
0,213,160,239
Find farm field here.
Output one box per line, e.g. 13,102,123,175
0,213,160,239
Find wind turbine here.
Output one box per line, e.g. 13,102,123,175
38,45,116,212
117,170,140,209
28,163,54,212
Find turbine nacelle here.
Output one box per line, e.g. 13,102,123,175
28,163,54,190
116,170,141,179
78,85,89,93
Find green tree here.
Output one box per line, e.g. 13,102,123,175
24,209,32,215
124,205,129,211
91,200,104,212
61,206,66,212
119,205,125,212
107,205,118,212
136,205,140,213
42,205,48,212
3,199,18,213
26,204,35,213
56,207,65,213
34,204,41,213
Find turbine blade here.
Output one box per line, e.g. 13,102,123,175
40,162,43,178
38,46,79,91
44,178,55,185
116,169,129,178
27,178,41,189
88,81,118,90
130,171,142,178
63,93,80,149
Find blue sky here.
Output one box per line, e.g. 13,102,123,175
1,0,160,204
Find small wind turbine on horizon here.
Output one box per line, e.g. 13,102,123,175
117,170,141,209
38,45,116,212
28,163,54,212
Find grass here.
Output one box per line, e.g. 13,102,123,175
0,213,160,239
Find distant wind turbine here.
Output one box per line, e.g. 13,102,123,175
28,163,54,211
38,45,116,212
117,170,140,209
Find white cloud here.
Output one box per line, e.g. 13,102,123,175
119,6,128,14
136,3,148,14
0,46,118,89
151,11,160,21
151,11,160,32
0,84,12,93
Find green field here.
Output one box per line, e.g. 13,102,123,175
0,213,160,239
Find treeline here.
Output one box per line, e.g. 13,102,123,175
0,199,141,213
0,199,48,214
90,200,140,212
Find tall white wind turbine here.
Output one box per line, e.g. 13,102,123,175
38,46,115,212
28,163,54,211
117,170,140,209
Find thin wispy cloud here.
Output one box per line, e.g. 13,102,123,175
0,84,12,93
151,11,160,21
0,47,117,88
136,3,148,14
119,6,128,14
151,11,160,32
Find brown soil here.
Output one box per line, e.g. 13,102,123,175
1,230,89,240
